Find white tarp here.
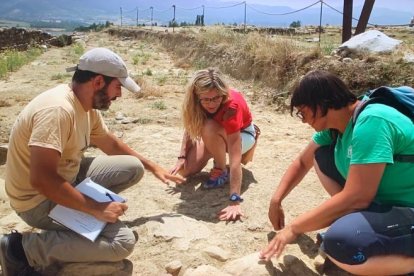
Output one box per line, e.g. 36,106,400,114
338,30,402,54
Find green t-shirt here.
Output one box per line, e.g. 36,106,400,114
313,103,414,207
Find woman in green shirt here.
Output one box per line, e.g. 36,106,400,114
260,70,414,275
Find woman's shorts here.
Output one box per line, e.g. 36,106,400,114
315,146,414,264
322,204,414,265
240,123,256,154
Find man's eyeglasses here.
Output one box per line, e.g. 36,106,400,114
199,95,223,104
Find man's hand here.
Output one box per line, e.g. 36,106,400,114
259,225,298,261
170,159,185,175
268,201,285,230
217,203,244,221
153,166,186,185
93,201,128,223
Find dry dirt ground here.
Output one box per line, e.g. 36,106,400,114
0,31,349,275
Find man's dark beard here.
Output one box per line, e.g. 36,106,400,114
92,86,111,111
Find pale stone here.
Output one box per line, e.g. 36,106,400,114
165,260,182,275
223,252,278,275
145,214,211,250
203,245,230,261
183,265,231,276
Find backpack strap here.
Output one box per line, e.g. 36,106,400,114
393,155,414,162
352,86,414,163
352,86,414,126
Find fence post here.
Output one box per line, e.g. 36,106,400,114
120,7,123,27
150,6,153,29
342,0,353,42
244,1,247,33
172,5,176,32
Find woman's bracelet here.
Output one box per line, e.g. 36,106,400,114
177,155,186,160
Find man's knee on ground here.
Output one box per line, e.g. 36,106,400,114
112,228,137,261
130,158,145,184
121,156,145,185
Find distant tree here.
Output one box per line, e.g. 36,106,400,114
180,21,192,27
289,20,301,28
74,22,113,32
168,20,178,27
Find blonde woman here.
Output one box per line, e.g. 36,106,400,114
171,68,256,221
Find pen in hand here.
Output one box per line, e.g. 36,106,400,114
105,192,127,219
105,192,115,202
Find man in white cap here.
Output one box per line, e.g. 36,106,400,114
0,48,185,275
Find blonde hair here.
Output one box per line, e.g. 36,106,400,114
182,68,229,139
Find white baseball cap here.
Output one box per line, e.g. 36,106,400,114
66,47,141,93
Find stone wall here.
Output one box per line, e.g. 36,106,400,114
0,27,72,51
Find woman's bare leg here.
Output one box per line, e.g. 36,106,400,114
201,119,227,171
180,139,212,177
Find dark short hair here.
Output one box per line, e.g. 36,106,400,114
72,69,115,86
290,70,357,117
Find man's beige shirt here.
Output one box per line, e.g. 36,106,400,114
5,84,108,212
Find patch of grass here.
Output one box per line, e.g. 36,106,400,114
132,51,151,65
0,62,6,79
155,74,167,86
193,59,208,70
320,37,339,55
51,73,71,80
68,43,85,63
112,25,414,105
143,68,152,76
0,47,42,79
151,100,167,110
134,118,152,124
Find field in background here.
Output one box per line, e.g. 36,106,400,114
1,24,414,109
108,25,414,106
0,19,29,28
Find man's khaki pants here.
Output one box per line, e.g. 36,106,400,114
17,155,144,268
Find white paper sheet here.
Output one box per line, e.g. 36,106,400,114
48,177,126,242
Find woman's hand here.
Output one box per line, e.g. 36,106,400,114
170,158,186,175
268,200,285,230
217,203,244,221
259,225,299,261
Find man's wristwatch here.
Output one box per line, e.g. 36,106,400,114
229,193,243,202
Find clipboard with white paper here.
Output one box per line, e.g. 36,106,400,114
48,177,126,242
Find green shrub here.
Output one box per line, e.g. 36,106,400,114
0,47,42,79
143,68,152,76
151,100,167,110
51,73,71,80
155,74,167,86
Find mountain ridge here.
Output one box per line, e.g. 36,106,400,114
0,0,412,27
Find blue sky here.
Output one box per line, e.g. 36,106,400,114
220,0,414,12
